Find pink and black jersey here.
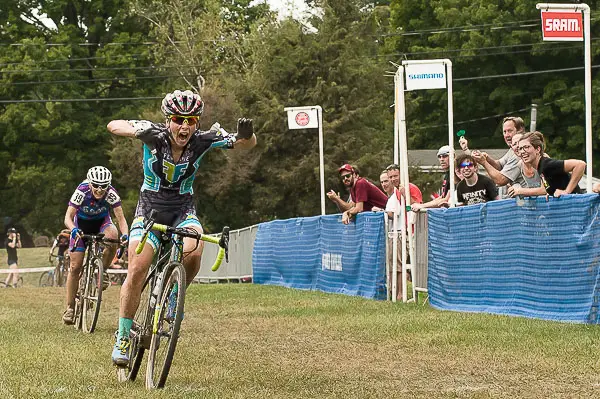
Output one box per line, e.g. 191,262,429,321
68,181,122,220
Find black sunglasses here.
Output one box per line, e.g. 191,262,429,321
341,174,353,180
91,183,109,190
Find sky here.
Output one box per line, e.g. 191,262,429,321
264,0,309,19
32,0,311,31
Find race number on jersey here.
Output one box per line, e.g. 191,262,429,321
69,189,86,206
105,188,121,205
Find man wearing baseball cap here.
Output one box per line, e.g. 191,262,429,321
330,163,387,225
327,164,357,212
412,145,452,211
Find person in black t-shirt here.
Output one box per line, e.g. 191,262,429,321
517,132,585,197
455,154,499,206
4,228,21,288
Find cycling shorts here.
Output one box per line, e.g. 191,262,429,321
71,215,113,252
129,213,202,253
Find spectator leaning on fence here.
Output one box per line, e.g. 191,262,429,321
4,228,21,288
455,154,499,206
513,131,585,197
412,145,451,211
339,164,388,225
327,164,360,212
468,117,527,193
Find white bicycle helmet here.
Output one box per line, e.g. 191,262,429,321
87,166,112,186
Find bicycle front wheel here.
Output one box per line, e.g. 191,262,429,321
82,257,103,333
39,271,54,287
117,273,153,383
145,262,186,389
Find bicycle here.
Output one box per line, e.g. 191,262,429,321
0,276,23,288
72,233,123,334
39,254,70,287
116,213,229,389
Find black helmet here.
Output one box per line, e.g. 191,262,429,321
161,90,204,117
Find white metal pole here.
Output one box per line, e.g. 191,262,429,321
397,66,409,303
530,103,538,132
394,71,400,165
536,3,592,191
583,7,592,192
445,60,455,207
316,105,325,215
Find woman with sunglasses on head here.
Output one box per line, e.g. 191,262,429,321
507,131,585,198
106,89,256,366
62,166,129,325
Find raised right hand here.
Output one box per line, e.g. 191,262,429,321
459,136,468,151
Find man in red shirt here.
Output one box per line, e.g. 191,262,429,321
338,164,388,225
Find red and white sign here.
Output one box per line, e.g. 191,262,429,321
286,108,319,129
541,11,583,41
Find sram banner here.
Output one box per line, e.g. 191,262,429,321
541,10,583,41
404,63,447,91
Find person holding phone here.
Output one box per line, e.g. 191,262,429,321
4,228,21,288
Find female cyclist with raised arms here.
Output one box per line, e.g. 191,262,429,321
62,166,129,324
107,89,256,366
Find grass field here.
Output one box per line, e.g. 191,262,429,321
1,249,600,398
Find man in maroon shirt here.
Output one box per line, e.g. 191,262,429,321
338,164,388,225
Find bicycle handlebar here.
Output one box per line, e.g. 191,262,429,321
135,218,230,272
71,233,126,257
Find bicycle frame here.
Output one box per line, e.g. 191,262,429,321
117,212,229,387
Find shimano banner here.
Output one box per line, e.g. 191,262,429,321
252,212,387,300
427,194,600,324
405,62,447,91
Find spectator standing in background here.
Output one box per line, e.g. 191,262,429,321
384,164,422,300
4,228,21,288
465,117,527,194
380,170,393,197
455,154,499,205
412,145,451,211
339,164,388,225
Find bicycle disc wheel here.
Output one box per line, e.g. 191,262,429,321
146,263,186,389
117,276,153,382
39,271,53,287
82,257,103,333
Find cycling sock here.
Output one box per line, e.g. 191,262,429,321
118,317,133,340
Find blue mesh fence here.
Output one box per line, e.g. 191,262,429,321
427,194,600,323
252,212,387,300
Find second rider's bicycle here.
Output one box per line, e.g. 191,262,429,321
73,233,123,333
116,212,229,389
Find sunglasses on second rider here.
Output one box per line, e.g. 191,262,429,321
168,115,199,125
91,183,109,190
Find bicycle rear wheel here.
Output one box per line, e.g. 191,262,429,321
82,257,103,333
145,263,186,389
39,271,54,287
117,275,153,382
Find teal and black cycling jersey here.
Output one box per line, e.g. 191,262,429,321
131,121,235,220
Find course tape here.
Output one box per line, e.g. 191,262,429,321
0,267,128,274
